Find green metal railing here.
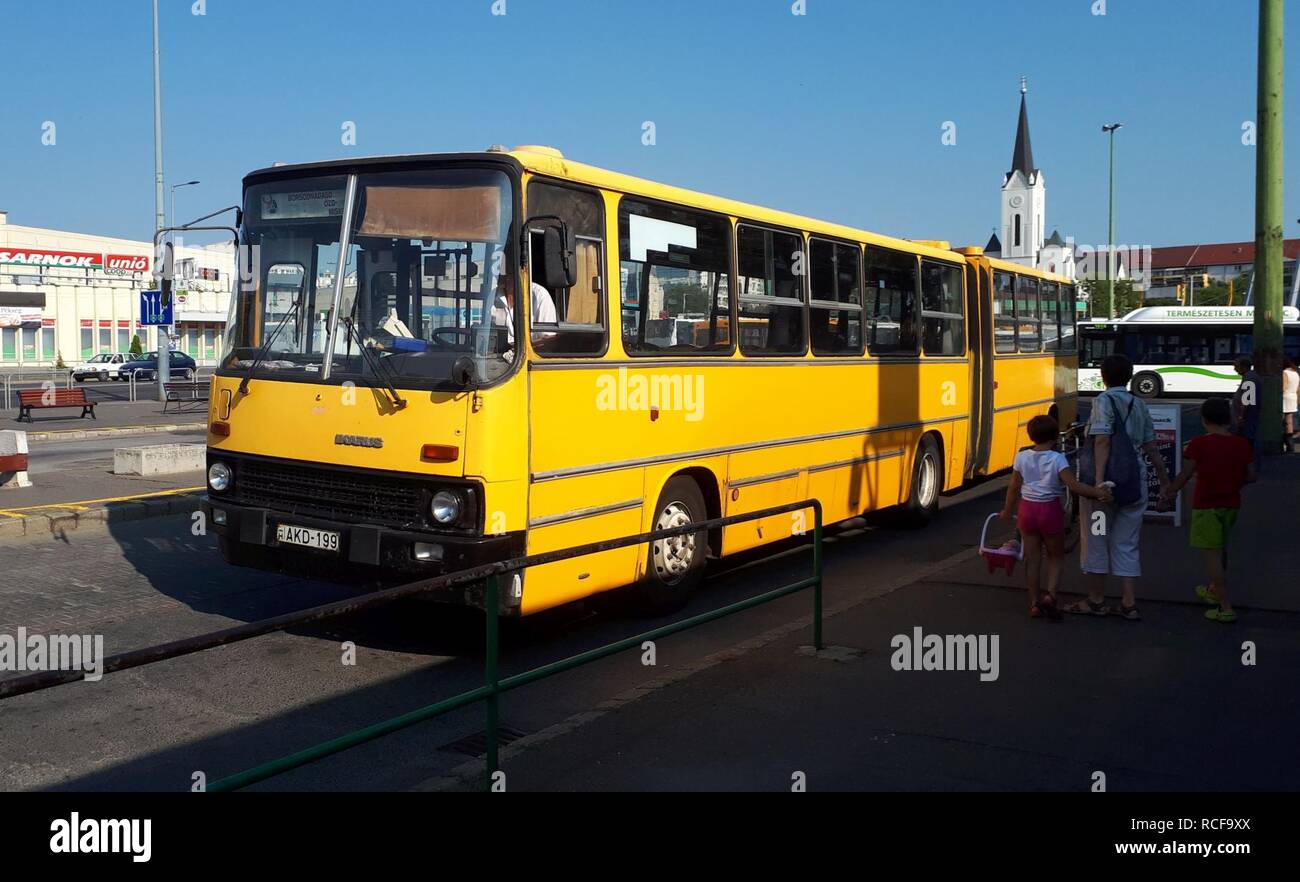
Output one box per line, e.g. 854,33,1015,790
0,497,823,791
207,498,824,792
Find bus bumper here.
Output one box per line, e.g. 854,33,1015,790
203,496,525,577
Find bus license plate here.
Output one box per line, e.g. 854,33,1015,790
276,524,340,552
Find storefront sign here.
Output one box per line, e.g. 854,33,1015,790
0,249,151,274
0,306,43,329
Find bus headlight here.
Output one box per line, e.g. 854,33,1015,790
208,462,232,492
431,490,463,525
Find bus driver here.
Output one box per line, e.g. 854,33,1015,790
492,272,557,354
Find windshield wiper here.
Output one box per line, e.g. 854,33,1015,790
238,295,301,395
342,317,407,410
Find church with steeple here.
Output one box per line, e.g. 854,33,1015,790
985,79,1075,279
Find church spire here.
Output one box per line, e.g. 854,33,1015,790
1010,77,1036,178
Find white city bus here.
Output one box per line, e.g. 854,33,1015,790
1079,305,1300,398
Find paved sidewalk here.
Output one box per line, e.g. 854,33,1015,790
1,397,206,441
0,450,204,540
440,454,1300,792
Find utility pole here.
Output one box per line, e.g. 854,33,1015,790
152,0,171,398
1254,0,1284,453
1103,123,1123,318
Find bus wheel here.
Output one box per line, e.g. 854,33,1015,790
902,435,942,527
1131,372,1162,399
641,477,709,612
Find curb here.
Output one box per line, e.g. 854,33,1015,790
22,423,206,444
0,490,204,541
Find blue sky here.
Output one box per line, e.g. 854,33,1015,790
1,0,1295,250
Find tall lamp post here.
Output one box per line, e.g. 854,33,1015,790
152,0,171,397
1102,123,1123,318
170,180,199,242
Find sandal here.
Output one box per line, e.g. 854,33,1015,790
1205,608,1238,623
1195,585,1221,606
1064,598,1109,616
1115,603,1141,621
1029,603,1043,619
1039,593,1062,622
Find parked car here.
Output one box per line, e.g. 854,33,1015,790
70,353,129,382
115,351,197,381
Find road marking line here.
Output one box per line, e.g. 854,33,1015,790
0,486,203,518
413,542,979,792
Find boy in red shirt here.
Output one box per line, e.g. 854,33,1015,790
1160,398,1257,623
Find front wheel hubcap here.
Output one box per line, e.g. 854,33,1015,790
652,501,696,583
919,454,938,507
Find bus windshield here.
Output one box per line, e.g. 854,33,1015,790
225,167,517,388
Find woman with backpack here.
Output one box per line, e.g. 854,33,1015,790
1068,354,1172,620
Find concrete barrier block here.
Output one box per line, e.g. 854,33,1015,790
0,430,32,489
114,443,206,477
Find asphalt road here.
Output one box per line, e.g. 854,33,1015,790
0,473,1017,792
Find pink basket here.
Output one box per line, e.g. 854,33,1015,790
978,513,1023,575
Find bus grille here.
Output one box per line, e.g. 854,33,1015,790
233,458,428,529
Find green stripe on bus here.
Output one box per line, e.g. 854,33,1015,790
1154,366,1239,381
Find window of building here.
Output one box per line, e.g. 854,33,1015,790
81,328,94,359
118,328,130,353
864,248,919,356
1014,215,1022,248
1,328,16,362
98,326,112,354
42,328,55,361
21,328,37,361
527,181,607,356
619,199,732,355
993,271,1017,354
1017,277,1042,352
737,224,805,356
920,260,965,356
809,238,863,356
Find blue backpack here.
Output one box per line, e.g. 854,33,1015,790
1078,391,1145,507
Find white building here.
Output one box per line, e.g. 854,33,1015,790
0,211,233,369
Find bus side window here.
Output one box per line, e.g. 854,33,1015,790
993,271,1017,354
809,238,864,356
737,224,807,356
1060,285,1077,352
526,181,607,356
1017,276,1042,352
920,259,965,356
864,247,919,356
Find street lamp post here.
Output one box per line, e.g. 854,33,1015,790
170,181,200,243
152,0,171,398
1102,123,1123,319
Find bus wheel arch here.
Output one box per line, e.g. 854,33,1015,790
902,432,943,526
640,471,714,611
1131,372,1163,399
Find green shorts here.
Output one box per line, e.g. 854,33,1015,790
1190,508,1239,550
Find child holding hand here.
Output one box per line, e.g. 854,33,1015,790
1001,415,1113,619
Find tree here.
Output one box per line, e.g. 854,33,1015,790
129,334,144,356
55,352,66,370
1081,278,1142,319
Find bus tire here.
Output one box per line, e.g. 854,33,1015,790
901,435,942,527
640,476,709,612
1131,372,1162,399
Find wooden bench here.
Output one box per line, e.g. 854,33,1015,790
17,388,97,423
163,380,210,414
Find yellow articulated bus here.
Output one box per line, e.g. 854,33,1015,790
204,146,1077,615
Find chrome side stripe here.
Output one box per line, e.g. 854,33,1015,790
528,498,644,529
